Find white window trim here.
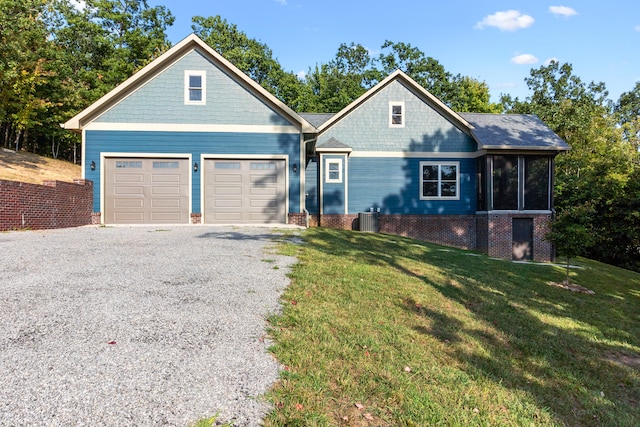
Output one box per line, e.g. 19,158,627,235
325,158,343,183
389,101,405,128
420,161,460,200
184,70,206,105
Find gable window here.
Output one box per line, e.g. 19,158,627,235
389,102,405,128
325,158,343,183
185,70,206,105
420,161,459,200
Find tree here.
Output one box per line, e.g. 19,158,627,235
615,81,640,151
0,0,56,151
505,61,640,271
546,203,596,284
191,15,307,109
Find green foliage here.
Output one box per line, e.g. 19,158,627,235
546,204,596,282
0,0,174,161
504,61,640,271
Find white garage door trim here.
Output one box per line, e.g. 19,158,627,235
200,154,289,224
101,153,192,225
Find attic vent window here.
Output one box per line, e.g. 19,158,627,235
185,70,206,105
389,102,404,128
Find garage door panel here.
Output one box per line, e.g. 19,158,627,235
151,198,182,208
250,187,278,196
151,186,181,195
114,186,144,195
250,175,277,184
215,199,242,208
214,174,242,183
105,157,189,224
214,186,242,195
115,174,144,183
114,198,144,208
214,212,243,221
250,200,277,208
114,212,145,222
204,158,285,224
151,174,181,183
250,212,278,221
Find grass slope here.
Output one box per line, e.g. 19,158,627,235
0,148,81,184
267,228,640,426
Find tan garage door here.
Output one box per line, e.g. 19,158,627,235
204,159,285,224
104,158,189,224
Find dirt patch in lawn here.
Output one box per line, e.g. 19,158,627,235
547,280,595,294
0,148,81,184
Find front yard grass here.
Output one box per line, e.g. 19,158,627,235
266,228,640,426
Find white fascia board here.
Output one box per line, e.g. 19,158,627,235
84,122,301,134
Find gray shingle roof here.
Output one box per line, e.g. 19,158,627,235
460,113,570,151
299,113,335,128
316,137,352,151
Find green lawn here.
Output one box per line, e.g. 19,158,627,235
266,228,640,426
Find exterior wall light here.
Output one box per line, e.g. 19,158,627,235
90,161,96,171
193,162,199,173
293,163,298,173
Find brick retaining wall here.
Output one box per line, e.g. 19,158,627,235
0,179,93,231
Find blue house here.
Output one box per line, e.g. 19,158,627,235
65,34,569,261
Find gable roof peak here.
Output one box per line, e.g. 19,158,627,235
316,68,473,135
63,33,314,133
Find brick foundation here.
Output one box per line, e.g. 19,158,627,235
91,212,101,224
319,214,359,230
309,212,554,262
190,213,202,224
477,212,553,261
287,212,307,227
0,179,93,231
380,215,477,250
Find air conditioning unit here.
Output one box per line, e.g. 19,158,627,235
359,212,379,232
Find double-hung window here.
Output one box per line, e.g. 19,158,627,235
185,70,206,105
325,158,343,183
420,161,459,200
389,102,405,127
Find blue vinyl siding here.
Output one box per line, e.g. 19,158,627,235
85,130,301,213
319,80,476,153
347,157,476,215
321,154,347,215
305,157,319,214
96,50,293,127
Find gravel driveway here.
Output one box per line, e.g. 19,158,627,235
0,225,297,426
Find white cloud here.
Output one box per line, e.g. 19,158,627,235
635,25,640,32
549,6,578,17
475,10,535,31
544,57,559,66
297,70,307,80
274,0,287,5
511,54,538,65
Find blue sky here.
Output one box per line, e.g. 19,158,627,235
149,0,640,104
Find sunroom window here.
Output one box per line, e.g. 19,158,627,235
478,155,551,211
